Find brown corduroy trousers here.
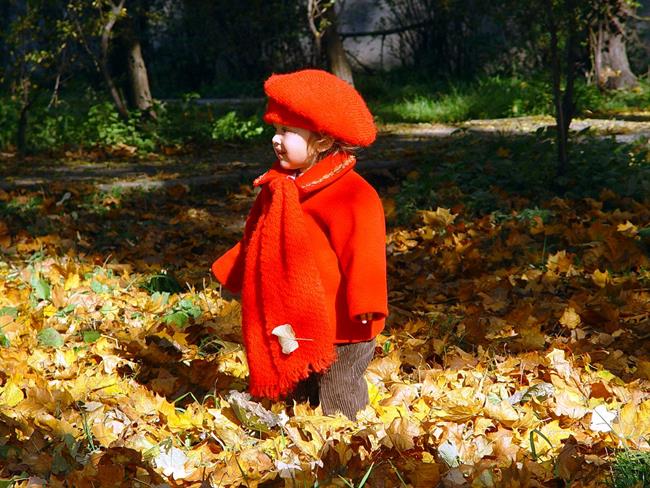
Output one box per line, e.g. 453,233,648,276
290,339,376,420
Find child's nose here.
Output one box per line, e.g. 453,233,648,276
272,134,282,146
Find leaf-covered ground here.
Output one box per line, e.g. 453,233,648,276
1,130,650,487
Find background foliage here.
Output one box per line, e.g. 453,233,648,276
0,0,648,154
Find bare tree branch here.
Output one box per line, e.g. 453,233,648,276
339,20,435,38
100,0,129,118
629,12,650,21
307,0,322,54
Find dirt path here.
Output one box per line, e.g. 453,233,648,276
1,116,648,191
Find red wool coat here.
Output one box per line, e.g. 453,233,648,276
212,152,388,344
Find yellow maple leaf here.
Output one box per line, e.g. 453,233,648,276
207,408,247,448
384,415,423,451
54,349,79,370
428,387,483,421
217,348,249,378
380,383,419,407
559,307,581,329
592,269,611,288
616,220,638,237
92,422,120,447
483,399,520,424
546,349,575,382
551,375,589,419
34,411,79,438
92,336,116,356
374,404,409,425
546,250,574,274
90,375,128,398
366,350,402,384
615,399,650,444
0,375,24,407
64,272,81,291
42,303,58,318
159,400,204,432
420,207,457,228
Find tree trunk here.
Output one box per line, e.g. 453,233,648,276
127,39,155,117
592,19,638,90
124,0,156,118
559,10,579,181
101,0,129,119
17,100,29,156
545,0,569,180
322,5,354,86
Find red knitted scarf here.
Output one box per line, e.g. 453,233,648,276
241,152,355,399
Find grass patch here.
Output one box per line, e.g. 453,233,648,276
611,450,650,488
368,77,551,123
359,72,650,124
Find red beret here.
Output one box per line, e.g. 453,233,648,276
263,69,376,147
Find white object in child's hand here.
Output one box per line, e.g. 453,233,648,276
271,324,313,355
361,320,368,324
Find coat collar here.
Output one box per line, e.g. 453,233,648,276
253,151,356,195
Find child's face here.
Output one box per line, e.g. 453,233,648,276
272,124,314,171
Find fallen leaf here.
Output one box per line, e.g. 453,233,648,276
589,404,617,433
384,415,422,451
437,439,460,467
153,444,194,480
0,375,24,407
559,307,581,329
592,269,611,288
271,324,300,354
617,220,638,237
420,207,457,227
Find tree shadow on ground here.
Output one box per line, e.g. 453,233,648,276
382,131,650,382
1,130,649,387
593,112,650,123
1,130,648,486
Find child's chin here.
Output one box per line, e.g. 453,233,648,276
279,160,300,170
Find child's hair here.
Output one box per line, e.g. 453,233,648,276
310,133,359,163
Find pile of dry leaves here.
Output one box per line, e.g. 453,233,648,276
0,181,649,487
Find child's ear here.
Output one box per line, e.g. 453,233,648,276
313,135,335,153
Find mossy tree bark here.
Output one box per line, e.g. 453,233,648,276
322,4,354,86
591,14,638,90
308,0,355,86
122,0,155,119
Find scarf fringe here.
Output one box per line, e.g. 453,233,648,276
249,350,337,400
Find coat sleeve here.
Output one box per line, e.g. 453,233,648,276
211,241,244,293
327,184,389,321
210,189,265,294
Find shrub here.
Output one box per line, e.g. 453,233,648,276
155,94,213,145
29,104,80,151
0,97,19,150
85,102,157,152
210,111,265,142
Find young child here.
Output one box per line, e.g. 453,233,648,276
211,69,388,420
